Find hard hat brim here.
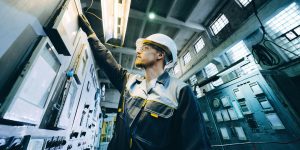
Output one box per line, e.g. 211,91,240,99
136,38,171,55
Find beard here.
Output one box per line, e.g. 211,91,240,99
135,58,156,69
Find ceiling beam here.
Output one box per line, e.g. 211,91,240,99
138,0,154,38
159,0,179,33
167,0,179,18
184,0,202,22
129,9,205,32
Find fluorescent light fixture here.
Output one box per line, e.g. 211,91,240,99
149,12,156,19
101,0,131,45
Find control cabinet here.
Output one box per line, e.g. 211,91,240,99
198,71,300,150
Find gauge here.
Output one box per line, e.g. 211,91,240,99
212,98,221,108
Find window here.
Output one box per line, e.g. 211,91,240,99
226,41,260,75
226,41,250,62
204,63,223,86
236,0,252,7
210,14,229,35
265,2,300,59
173,64,181,74
183,52,192,65
194,37,205,53
189,75,197,86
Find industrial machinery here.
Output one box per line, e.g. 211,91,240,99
197,70,300,150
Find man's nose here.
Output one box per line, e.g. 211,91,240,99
136,49,142,54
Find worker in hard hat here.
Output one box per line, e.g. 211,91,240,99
79,14,210,150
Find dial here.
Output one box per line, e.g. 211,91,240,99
212,98,221,108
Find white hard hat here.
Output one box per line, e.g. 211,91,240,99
136,33,177,68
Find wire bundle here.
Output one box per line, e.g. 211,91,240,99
250,1,299,66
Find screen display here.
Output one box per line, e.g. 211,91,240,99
2,38,61,124
19,47,59,107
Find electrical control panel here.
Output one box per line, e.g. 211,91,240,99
0,1,103,149
198,72,300,150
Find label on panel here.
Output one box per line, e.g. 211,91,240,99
215,111,223,122
265,113,285,130
249,82,264,95
235,127,247,140
233,88,244,100
228,108,238,120
221,109,230,121
221,96,231,107
220,127,230,140
202,112,209,122
232,100,244,119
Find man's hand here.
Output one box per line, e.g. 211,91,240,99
78,14,95,36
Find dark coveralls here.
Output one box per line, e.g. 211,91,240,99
87,36,211,150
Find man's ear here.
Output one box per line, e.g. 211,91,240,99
157,51,165,60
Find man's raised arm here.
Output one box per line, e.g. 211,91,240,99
79,14,129,92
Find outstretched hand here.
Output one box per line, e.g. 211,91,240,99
78,14,95,36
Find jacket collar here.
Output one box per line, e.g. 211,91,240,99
136,71,170,87
156,71,170,86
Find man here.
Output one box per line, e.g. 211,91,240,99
79,14,210,150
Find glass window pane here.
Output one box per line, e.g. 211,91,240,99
173,64,181,74
183,52,192,65
210,14,229,35
265,2,300,59
195,37,205,53
238,0,252,7
226,41,260,75
189,75,197,85
205,63,223,86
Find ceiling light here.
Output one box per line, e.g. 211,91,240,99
101,0,131,46
149,12,156,20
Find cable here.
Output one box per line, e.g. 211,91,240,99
85,11,102,21
252,42,280,66
85,0,94,12
84,0,102,21
83,0,124,48
264,40,299,57
250,0,299,66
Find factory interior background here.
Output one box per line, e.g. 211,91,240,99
1,0,300,149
